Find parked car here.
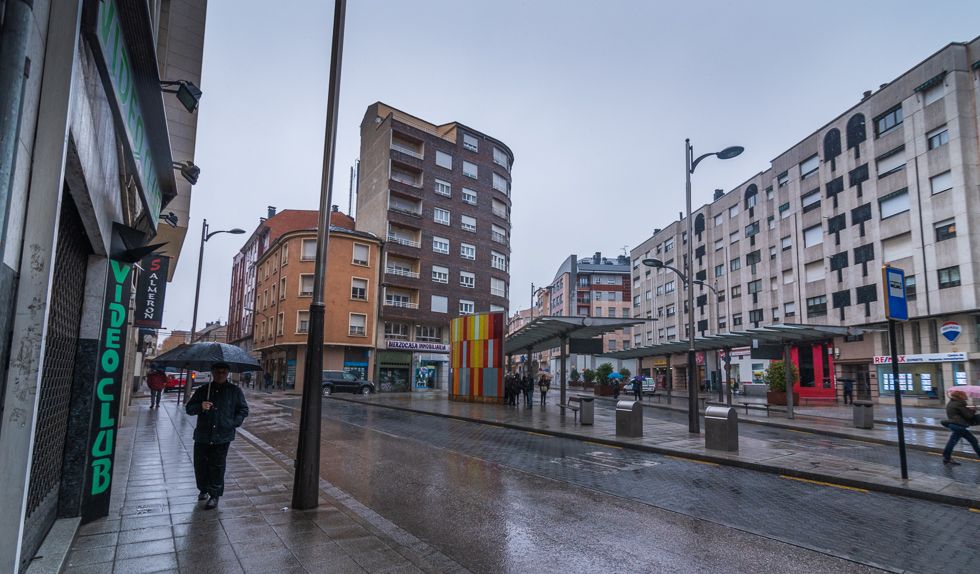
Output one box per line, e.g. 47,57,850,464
163,371,209,392
321,370,375,396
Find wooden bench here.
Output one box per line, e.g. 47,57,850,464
739,402,772,416
560,397,582,421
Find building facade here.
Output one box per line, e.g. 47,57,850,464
226,208,319,360
355,102,514,391
0,0,207,568
630,38,980,405
252,210,381,393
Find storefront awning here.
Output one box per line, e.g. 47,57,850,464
600,323,866,360
504,316,646,355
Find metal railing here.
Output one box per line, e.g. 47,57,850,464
384,299,419,309
385,266,419,278
492,231,507,243
387,234,420,248
391,142,422,158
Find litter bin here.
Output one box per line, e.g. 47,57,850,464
579,396,595,425
705,405,739,451
615,400,642,437
852,400,874,429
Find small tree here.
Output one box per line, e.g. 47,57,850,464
763,361,799,393
618,367,632,379
596,362,615,385
583,368,596,385
570,367,581,383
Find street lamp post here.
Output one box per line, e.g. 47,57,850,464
183,218,245,402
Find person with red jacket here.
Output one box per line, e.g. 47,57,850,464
146,369,167,408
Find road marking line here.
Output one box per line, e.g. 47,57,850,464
525,431,551,438
779,475,869,493
786,429,810,435
925,452,979,463
666,455,719,466
969,508,979,514
584,441,622,449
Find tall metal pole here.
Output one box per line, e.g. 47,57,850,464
685,140,699,433
293,0,346,510
784,344,795,419
559,336,567,412
184,218,208,403
889,320,909,479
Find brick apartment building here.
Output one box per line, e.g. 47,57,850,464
355,102,513,391
627,37,980,405
252,209,381,392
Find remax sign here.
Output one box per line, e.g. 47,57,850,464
940,321,961,343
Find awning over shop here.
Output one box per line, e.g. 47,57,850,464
599,323,866,359
504,316,646,355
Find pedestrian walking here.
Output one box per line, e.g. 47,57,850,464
186,362,249,509
612,379,621,400
538,375,550,405
842,379,854,405
940,390,980,465
632,376,643,401
146,369,167,408
506,374,518,406
523,374,533,407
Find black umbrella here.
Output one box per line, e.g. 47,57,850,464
151,342,262,373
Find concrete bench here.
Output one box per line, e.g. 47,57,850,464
739,402,772,416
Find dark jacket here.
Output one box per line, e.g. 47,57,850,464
945,398,975,427
186,382,249,444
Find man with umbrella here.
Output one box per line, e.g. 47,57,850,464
186,362,249,509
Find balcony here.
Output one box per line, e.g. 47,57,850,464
390,135,423,159
492,231,507,244
384,299,419,309
386,265,420,279
387,234,420,248
390,162,422,188
389,196,422,217
491,287,506,297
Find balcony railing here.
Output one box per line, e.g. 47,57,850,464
384,299,419,309
349,326,367,336
387,234,420,248
390,142,422,158
491,231,507,243
389,203,422,217
391,170,421,187
491,288,506,297
492,208,508,219
386,266,419,278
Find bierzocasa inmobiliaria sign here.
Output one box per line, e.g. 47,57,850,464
134,253,169,329
81,258,132,522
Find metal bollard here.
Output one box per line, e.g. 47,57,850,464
615,400,642,437
705,405,738,451
579,396,595,425
852,400,874,429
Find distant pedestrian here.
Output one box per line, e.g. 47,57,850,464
186,362,249,509
146,369,167,408
520,375,530,407
506,374,518,406
612,379,621,400
538,375,550,405
940,390,980,465
264,372,272,392
632,377,643,401
842,380,854,405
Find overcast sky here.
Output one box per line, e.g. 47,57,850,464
160,0,980,334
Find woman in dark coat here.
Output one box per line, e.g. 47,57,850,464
941,390,980,465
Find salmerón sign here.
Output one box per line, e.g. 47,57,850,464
82,259,132,522
134,253,169,329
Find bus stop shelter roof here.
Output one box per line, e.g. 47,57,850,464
599,324,866,360
504,316,646,355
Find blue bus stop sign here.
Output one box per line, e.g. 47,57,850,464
882,265,908,321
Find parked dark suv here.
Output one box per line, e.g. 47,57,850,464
321,370,375,396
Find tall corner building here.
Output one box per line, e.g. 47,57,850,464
356,102,513,391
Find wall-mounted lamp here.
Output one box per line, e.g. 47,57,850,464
160,80,202,113
160,211,179,228
172,161,200,185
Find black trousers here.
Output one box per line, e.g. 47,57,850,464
194,442,230,498
150,388,162,406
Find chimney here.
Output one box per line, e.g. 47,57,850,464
654,228,661,235
713,188,724,201
862,90,872,101
267,206,277,218
331,204,339,212
593,252,601,264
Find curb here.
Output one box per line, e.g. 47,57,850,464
328,396,979,509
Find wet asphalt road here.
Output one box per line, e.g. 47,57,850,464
243,396,977,574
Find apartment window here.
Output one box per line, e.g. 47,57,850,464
664,281,676,293
784,301,796,316
297,311,309,334
806,295,827,317
745,222,760,237
714,264,724,277
280,243,289,265
731,285,741,299
279,277,286,300
460,243,476,260
432,236,451,255
714,213,724,226
935,218,956,242
766,186,774,200
491,224,507,244
805,261,825,282
301,238,316,260
434,178,452,197
803,224,823,248
879,189,910,218
463,133,479,152
492,173,509,195
927,126,949,150
463,161,478,179
431,295,448,313
633,295,641,307
461,215,477,232
491,250,507,271
434,207,450,226
779,202,791,219
491,277,506,298
876,148,906,177
416,325,442,342
729,205,739,218
777,172,789,187
732,313,743,327
730,257,741,271
796,189,819,214
493,147,510,170
769,276,778,290
800,154,819,178
462,188,477,205
745,250,761,266
938,266,960,289
351,278,368,300
664,237,675,251
276,312,284,336
385,322,409,340
768,216,776,230
930,171,952,195
714,238,723,251
747,279,762,294
492,199,508,220
436,150,453,170
459,300,475,315
666,304,676,317
749,309,764,324
905,275,917,301
874,105,903,137
460,271,475,289
923,80,946,105
778,237,790,252
432,265,449,283
729,231,739,244
353,243,370,265
608,308,616,318
783,269,794,284
299,274,314,296
349,314,367,337
608,340,617,352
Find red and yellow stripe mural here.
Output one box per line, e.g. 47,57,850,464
449,312,505,403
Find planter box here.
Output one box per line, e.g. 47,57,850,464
766,391,801,405
594,385,615,397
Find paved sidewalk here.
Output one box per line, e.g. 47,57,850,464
334,392,980,508
63,396,464,574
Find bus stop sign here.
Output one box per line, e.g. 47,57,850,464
882,266,908,321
